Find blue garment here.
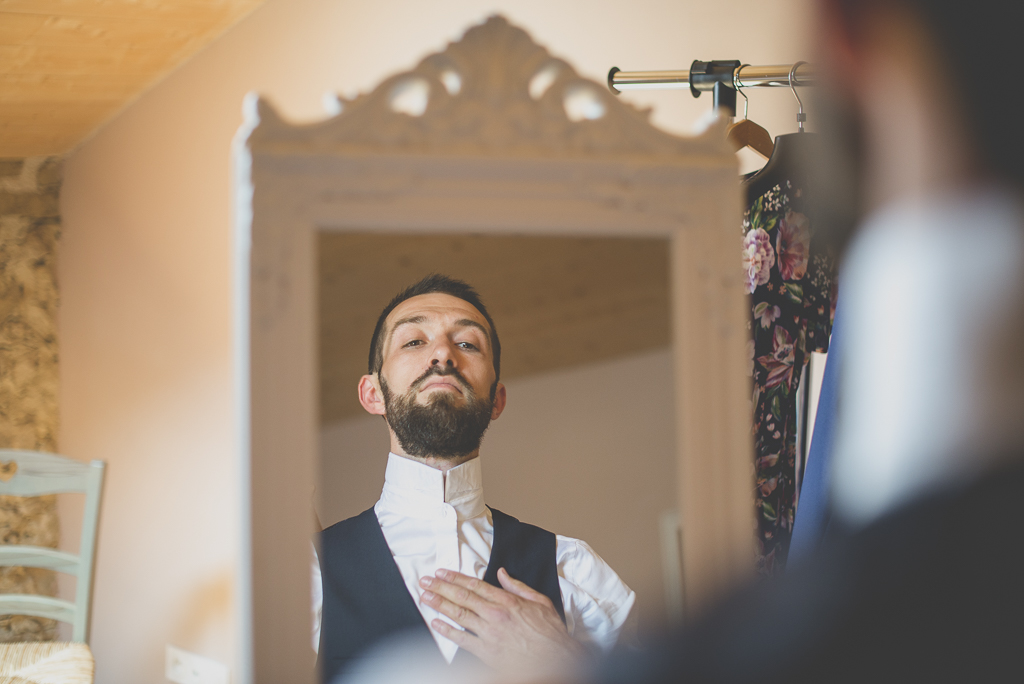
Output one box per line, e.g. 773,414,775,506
789,300,844,563
743,149,837,575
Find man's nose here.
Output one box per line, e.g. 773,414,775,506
429,339,457,368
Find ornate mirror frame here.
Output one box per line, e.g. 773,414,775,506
234,16,752,682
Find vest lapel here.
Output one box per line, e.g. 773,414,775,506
356,508,435,638
484,507,566,622
451,507,565,667
320,506,566,677
318,508,442,682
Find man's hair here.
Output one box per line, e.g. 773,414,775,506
835,0,1023,189
368,274,501,380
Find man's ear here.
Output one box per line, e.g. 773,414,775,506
358,374,387,416
490,383,507,421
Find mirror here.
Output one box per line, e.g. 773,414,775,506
236,15,750,681
316,232,676,628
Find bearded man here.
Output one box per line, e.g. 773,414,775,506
313,274,635,683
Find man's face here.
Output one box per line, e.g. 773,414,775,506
380,293,498,406
368,293,505,458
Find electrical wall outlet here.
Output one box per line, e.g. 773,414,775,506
166,645,230,684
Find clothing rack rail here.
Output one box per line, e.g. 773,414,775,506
608,61,814,117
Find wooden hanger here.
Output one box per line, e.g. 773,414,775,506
728,119,775,160
726,79,774,160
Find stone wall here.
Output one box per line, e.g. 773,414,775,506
0,157,62,642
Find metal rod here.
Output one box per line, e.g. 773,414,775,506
608,63,814,93
608,69,692,91
736,63,814,88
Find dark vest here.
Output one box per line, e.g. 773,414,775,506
318,506,565,683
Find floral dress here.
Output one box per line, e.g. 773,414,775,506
743,179,836,575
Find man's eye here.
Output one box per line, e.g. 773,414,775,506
403,340,423,348
457,342,478,350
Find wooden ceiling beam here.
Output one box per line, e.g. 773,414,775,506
0,12,225,49
0,0,253,22
0,0,267,156
1,73,152,100
0,100,115,156
0,44,178,75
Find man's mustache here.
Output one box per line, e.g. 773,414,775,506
411,365,472,394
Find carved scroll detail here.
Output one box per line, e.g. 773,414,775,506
248,15,724,159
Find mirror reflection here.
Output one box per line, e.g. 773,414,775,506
315,232,678,644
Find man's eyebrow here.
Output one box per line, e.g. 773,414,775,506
385,315,427,346
386,315,489,344
390,315,426,332
454,319,489,336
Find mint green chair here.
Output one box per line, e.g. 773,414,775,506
0,449,105,643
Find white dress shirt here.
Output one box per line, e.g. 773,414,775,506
313,453,637,663
833,187,1024,527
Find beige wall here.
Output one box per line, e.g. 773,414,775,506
320,348,677,631
58,0,809,681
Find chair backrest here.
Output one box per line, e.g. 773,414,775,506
0,449,105,643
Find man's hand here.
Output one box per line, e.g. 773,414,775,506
419,567,587,677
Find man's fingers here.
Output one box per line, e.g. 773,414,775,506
420,574,495,613
425,571,585,674
497,567,553,606
420,589,485,633
431,569,509,602
430,618,476,649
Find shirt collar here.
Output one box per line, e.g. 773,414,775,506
378,452,486,521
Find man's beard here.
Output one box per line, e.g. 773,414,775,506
380,367,495,459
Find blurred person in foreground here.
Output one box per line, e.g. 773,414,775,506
413,0,1024,681
315,275,635,684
